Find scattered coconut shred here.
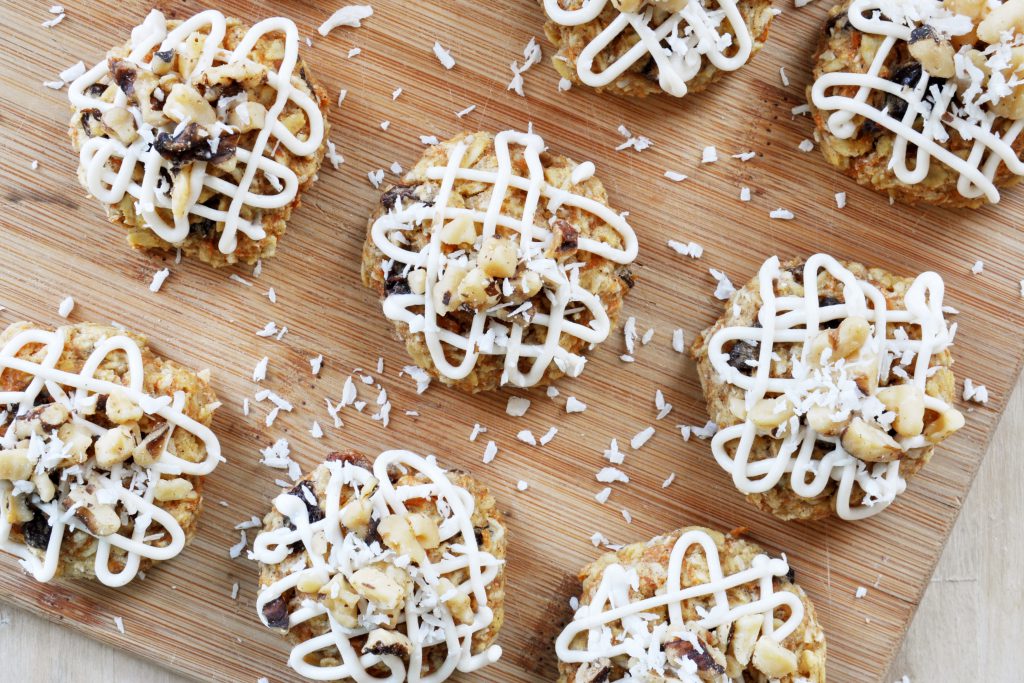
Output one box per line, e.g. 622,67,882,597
318,5,373,35
508,37,542,96
433,41,456,69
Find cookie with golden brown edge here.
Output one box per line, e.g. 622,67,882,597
0,322,221,585
361,130,638,393
67,9,329,266
253,449,507,682
541,0,775,98
690,254,963,521
556,526,826,682
808,0,1024,207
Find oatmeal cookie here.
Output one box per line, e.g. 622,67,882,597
690,254,964,521
361,130,637,393
67,9,329,266
556,526,826,682
253,449,507,682
541,0,775,97
0,322,221,585
809,0,1024,206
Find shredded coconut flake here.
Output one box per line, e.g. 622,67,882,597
565,396,587,413
709,268,735,300
667,240,703,258
701,145,718,163
630,426,655,449
318,5,373,35
433,41,456,69
506,396,531,416
57,296,74,318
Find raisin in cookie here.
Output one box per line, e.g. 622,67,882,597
254,450,507,682
0,322,221,585
67,9,329,266
556,526,826,682
809,0,1024,206
361,130,637,393
542,0,775,97
690,254,964,521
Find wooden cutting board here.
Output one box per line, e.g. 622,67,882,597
2,0,1022,681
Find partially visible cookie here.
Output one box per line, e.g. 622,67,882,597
361,130,637,393
541,0,775,97
0,322,221,585
556,526,826,682
809,0,1024,206
67,9,329,266
253,449,507,682
690,254,964,521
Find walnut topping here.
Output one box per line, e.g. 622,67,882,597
841,417,902,462
94,425,137,469
908,26,956,78
0,449,33,482
64,486,121,537
319,574,360,628
751,636,798,677
665,631,727,679
728,614,763,666
100,107,138,145
153,477,194,501
547,219,579,259
573,659,612,683
362,628,412,658
350,565,407,610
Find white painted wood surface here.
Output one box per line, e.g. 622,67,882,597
1,379,1019,683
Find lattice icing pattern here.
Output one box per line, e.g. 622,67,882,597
0,326,222,586
705,254,963,520
253,450,505,682
371,130,638,388
810,0,1024,203
555,528,805,681
68,9,326,254
543,0,755,97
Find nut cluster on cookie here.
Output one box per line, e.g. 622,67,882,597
810,0,1024,205
556,527,825,682
0,322,222,585
692,254,963,520
362,130,637,393
67,10,329,265
253,450,507,681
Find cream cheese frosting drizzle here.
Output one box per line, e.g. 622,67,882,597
68,9,325,254
371,130,637,387
543,0,754,97
253,450,504,682
555,528,804,681
811,0,1024,203
0,326,222,586
706,254,961,520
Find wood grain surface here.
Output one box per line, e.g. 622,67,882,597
1,1,1022,682
5,377,1022,683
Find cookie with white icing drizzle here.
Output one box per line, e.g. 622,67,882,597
0,322,222,585
556,526,826,682
690,255,964,521
253,450,507,682
67,9,329,266
361,130,638,393
809,0,1024,206
541,0,774,97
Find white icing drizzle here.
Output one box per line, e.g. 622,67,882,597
0,326,222,586
707,254,956,520
67,10,325,253
371,130,637,387
252,450,504,682
810,0,1024,203
555,528,804,680
543,0,754,97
